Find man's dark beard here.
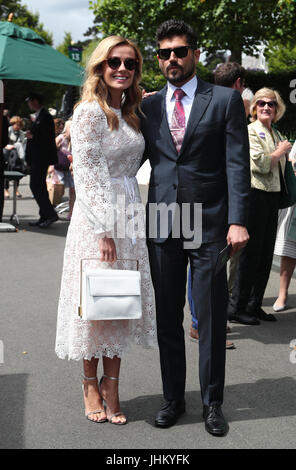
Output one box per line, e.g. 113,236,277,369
165,62,195,85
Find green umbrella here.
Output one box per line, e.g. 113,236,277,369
0,21,85,86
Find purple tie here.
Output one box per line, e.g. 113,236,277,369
170,88,186,153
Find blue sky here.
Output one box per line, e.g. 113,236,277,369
23,0,95,46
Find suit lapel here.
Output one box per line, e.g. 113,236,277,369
179,78,213,157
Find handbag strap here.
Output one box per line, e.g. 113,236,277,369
80,257,139,271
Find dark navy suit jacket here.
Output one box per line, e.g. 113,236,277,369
141,78,250,244
25,107,57,167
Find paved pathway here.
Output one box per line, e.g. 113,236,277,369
0,177,296,449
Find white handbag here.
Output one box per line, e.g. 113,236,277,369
78,259,142,320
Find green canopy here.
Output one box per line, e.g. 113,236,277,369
0,22,85,86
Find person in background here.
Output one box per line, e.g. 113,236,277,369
188,61,248,348
3,115,27,199
273,153,296,312
49,119,76,219
25,92,59,228
0,110,9,221
228,88,291,325
242,87,254,120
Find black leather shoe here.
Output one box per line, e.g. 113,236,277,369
39,215,59,228
155,399,185,428
228,312,260,325
255,307,277,322
29,219,44,226
203,405,229,436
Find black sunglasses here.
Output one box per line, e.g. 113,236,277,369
106,57,138,71
157,46,194,60
256,100,277,108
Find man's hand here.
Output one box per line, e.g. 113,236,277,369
227,224,249,256
142,89,157,99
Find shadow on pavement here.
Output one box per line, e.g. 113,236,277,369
225,376,296,423
1,220,70,238
228,310,296,345
0,374,28,449
121,375,296,427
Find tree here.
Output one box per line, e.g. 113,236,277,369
88,0,296,64
0,0,53,44
57,32,73,57
265,42,296,72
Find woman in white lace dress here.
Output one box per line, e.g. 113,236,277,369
55,36,157,425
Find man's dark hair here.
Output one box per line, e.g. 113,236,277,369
25,92,44,105
214,62,246,88
156,20,198,49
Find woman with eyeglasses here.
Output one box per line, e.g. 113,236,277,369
55,36,157,425
228,87,291,325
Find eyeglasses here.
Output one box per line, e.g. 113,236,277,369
106,57,138,71
157,46,194,60
256,100,277,108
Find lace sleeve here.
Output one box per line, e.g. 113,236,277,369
71,101,115,237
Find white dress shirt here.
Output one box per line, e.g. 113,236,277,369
166,75,198,128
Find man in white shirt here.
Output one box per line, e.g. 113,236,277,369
141,20,250,436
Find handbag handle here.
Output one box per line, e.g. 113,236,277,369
78,258,139,318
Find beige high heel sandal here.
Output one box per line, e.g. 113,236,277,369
99,375,127,425
82,376,107,423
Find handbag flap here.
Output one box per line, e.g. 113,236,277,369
87,271,141,296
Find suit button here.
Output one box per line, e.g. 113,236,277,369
173,184,177,189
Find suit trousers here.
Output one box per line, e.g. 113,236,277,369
229,188,280,315
147,236,228,406
29,163,57,221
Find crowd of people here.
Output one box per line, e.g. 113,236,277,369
1,19,295,438
0,96,75,226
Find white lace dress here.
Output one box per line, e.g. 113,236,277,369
55,101,157,360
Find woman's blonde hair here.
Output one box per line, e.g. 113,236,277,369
79,36,143,132
10,116,23,126
250,87,286,123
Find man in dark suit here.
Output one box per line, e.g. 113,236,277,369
25,92,58,228
141,20,250,436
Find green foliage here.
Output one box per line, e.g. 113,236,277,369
56,32,73,57
3,79,66,119
265,42,296,73
89,0,296,63
0,0,53,44
81,38,100,68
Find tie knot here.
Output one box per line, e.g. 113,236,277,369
174,89,186,101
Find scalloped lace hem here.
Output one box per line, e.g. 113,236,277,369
55,337,157,362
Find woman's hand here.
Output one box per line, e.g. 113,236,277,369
271,140,292,167
276,140,292,156
99,236,117,263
